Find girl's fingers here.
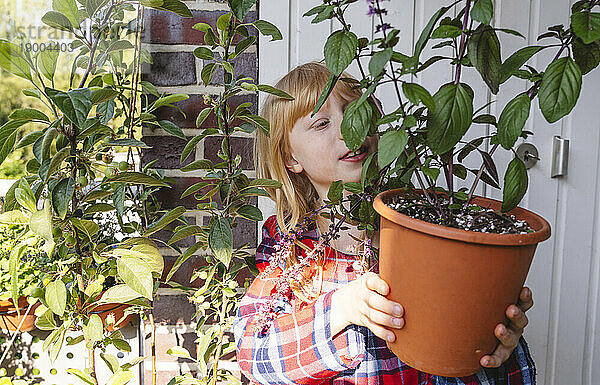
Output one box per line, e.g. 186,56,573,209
364,272,390,296
506,305,529,332
360,314,396,343
365,306,405,329
517,287,534,312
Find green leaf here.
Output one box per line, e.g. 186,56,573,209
413,5,453,60
35,309,58,331
52,0,80,28
471,0,493,25
67,368,96,385
402,83,436,111
100,353,120,374
500,46,544,84
106,172,170,187
159,120,186,140
152,94,188,109
327,180,343,203
30,200,55,256
47,147,71,182
253,20,282,41
105,138,151,148
168,225,204,245
239,114,269,136
0,40,32,81
41,10,73,32
201,62,217,86
217,12,232,33
144,0,192,17
117,256,153,300
165,242,203,282
167,346,193,360
68,88,93,127
571,11,600,44
378,130,409,168
344,182,362,194
99,284,142,304
46,279,67,316
9,244,26,306
538,57,582,123
312,73,338,116
257,84,294,100
324,30,358,76
16,130,44,149
180,159,214,172
341,99,372,151
37,47,60,81
234,36,256,57
9,108,50,122
248,178,282,188
502,157,528,212
129,243,164,274
369,48,392,77
426,83,473,154
106,370,134,385
209,217,233,267
431,25,462,39
71,218,100,241
91,88,119,104
497,93,531,149
573,38,600,75
193,46,214,60
107,40,134,53
467,24,501,94
196,107,212,128
143,206,186,236
86,314,103,342
236,205,263,221
181,130,218,163
52,178,75,219
228,0,255,21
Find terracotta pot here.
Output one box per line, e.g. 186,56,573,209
0,297,39,333
373,189,551,377
88,302,133,332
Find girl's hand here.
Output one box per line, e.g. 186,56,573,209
481,286,534,368
330,272,404,342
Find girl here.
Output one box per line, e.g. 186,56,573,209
233,62,535,384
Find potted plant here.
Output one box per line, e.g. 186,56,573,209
0,222,45,333
305,0,600,376
0,0,195,383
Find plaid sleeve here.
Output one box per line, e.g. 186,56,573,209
233,217,365,384
433,336,536,385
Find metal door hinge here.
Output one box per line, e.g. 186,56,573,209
551,136,569,178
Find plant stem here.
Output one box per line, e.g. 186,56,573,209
454,0,472,85
150,305,156,385
465,39,570,209
463,143,499,210
78,3,115,89
88,346,99,385
209,294,228,385
0,302,34,368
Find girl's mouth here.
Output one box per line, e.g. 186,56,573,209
340,146,368,162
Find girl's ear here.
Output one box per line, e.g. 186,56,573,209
284,155,303,174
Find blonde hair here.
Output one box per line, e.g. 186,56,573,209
254,62,362,234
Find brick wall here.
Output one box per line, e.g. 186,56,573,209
141,1,258,382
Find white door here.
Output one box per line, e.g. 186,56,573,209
258,1,600,384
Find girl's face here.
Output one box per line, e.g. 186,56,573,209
285,94,378,201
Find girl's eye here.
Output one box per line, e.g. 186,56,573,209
314,120,329,130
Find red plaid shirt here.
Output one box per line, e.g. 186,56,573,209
233,215,536,384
